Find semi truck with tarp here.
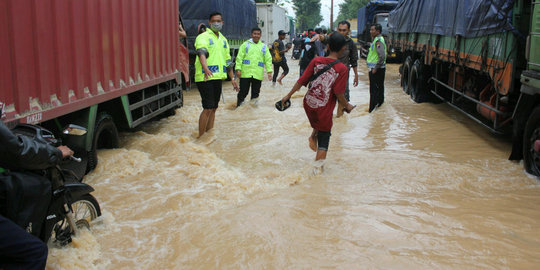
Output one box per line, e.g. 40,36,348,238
388,0,540,176
179,0,257,81
356,0,399,58
0,0,190,174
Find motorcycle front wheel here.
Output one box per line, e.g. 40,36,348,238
49,194,101,246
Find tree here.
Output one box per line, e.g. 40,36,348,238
292,0,322,31
335,0,370,24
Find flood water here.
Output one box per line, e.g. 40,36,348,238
47,58,540,269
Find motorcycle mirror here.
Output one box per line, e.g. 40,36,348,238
63,124,87,136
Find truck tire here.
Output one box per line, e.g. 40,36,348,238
87,113,119,173
409,60,427,103
402,56,413,94
523,106,540,176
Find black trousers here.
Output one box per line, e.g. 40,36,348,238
368,67,385,112
272,61,289,82
237,78,262,106
0,215,48,270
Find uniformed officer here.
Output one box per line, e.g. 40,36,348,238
235,27,273,107
366,23,387,113
194,12,238,138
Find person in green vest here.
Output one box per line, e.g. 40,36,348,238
235,27,273,107
194,12,238,138
366,23,387,113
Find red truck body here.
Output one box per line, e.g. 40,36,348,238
0,0,189,125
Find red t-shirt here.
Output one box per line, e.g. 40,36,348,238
298,57,347,132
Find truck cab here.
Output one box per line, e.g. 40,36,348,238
356,0,398,59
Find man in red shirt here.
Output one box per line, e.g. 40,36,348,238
281,33,354,162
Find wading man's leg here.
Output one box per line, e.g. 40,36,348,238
250,79,262,100
277,62,289,85
377,68,386,107
207,108,217,131
198,109,212,138
315,131,331,161
272,63,281,85
237,78,251,106
368,71,378,113
309,129,318,152
197,80,221,138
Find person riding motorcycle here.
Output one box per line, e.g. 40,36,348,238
0,103,74,270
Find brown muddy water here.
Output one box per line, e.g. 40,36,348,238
47,59,539,270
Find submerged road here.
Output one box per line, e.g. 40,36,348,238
47,57,539,269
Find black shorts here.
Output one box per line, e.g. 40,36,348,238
317,131,331,151
196,80,222,109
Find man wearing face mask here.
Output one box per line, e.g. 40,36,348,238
194,12,238,138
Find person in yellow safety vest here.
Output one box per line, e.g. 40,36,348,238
366,23,387,113
194,12,239,138
234,27,273,107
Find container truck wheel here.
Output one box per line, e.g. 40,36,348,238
402,56,413,94
87,113,119,173
523,106,540,176
409,60,427,103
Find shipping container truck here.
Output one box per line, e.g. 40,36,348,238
179,0,257,82
357,0,398,58
256,2,291,46
388,0,540,176
0,0,190,174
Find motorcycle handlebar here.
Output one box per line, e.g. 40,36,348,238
69,156,82,163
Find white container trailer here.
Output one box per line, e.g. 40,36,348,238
256,3,290,46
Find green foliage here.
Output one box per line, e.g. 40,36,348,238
335,0,370,23
292,0,323,31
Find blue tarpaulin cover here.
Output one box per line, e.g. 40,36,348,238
179,0,256,52
388,0,515,38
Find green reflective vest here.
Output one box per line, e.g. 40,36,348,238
195,28,232,82
235,39,273,81
367,35,387,69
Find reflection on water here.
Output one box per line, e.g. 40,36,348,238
47,59,539,269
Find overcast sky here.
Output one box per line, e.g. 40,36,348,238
281,0,346,28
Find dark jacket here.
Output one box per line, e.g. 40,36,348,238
0,121,62,171
338,37,359,69
0,121,61,236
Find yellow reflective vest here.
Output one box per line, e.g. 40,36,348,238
195,28,232,82
367,35,386,69
235,39,273,81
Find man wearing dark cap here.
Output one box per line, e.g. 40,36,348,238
271,30,290,86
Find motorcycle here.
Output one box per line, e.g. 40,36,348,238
11,123,101,246
292,46,301,60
